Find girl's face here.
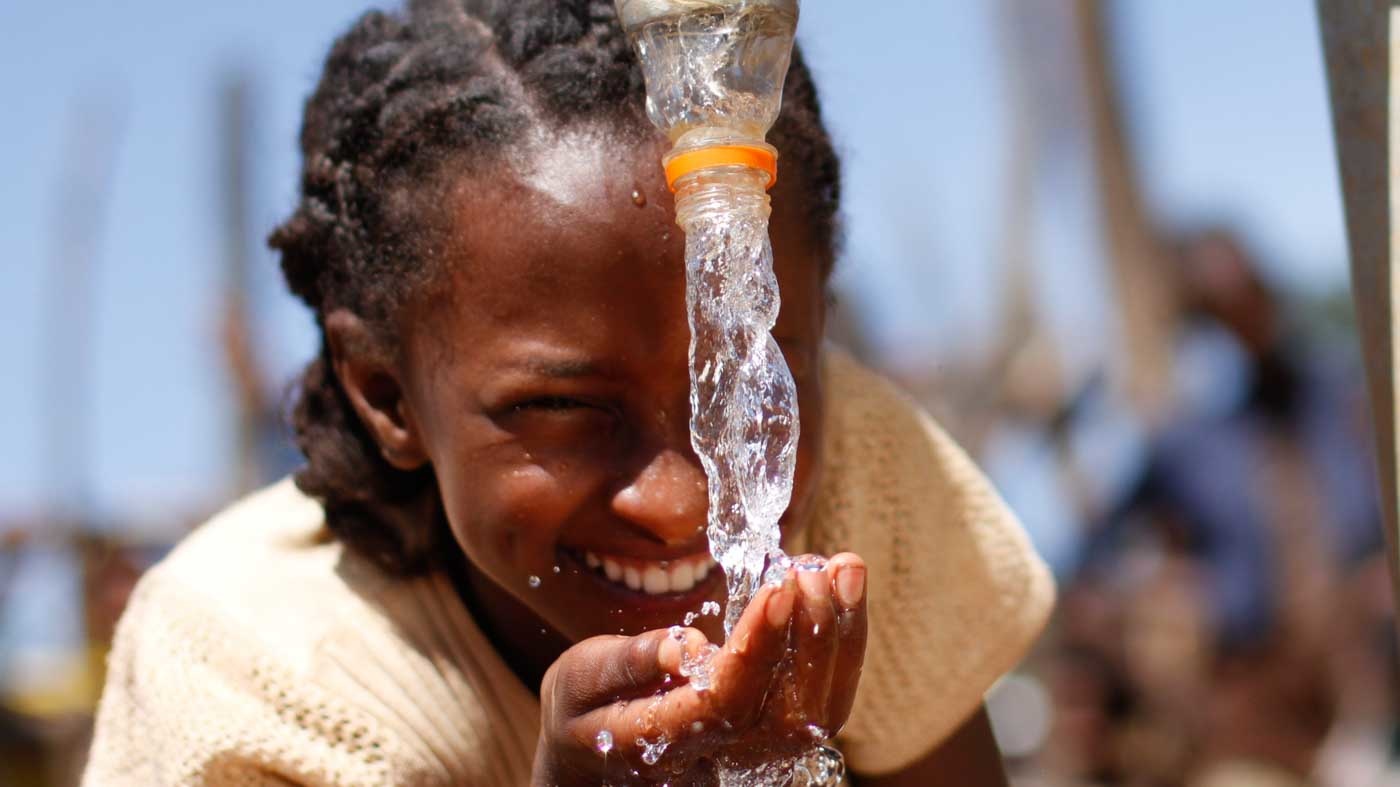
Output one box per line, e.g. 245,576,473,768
394,128,827,644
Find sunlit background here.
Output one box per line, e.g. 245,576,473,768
1,1,1392,785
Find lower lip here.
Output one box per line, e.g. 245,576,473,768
558,548,725,609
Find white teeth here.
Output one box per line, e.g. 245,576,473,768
643,566,669,594
670,562,696,593
585,551,717,595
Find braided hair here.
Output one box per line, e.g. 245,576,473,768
271,0,842,575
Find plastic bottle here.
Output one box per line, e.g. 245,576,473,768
615,0,798,200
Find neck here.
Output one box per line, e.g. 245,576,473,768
447,557,569,694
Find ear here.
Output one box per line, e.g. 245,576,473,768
324,309,429,471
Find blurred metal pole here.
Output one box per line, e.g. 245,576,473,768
1074,0,1177,424
1317,1,1400,634
40,98,123,529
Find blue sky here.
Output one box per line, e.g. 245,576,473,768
0,0,1347,523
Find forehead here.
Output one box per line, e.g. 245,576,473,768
441,126,683,325
509,124,666,211
403,125,823,367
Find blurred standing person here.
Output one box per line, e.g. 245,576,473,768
1073,227,1383,786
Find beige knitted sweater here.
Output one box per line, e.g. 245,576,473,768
84,349,1054,785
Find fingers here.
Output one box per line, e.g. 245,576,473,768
711,575,799,700
543,554,870,781
590,578,798,744
824,552,868,731
675,577,798,731
549,626,710,717
776,562,837,728
562,584,795,779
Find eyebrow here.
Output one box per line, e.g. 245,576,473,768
516,357,603,379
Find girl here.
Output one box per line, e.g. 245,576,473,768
85,1,1053,784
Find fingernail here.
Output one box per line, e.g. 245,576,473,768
657,635,682,671
767,581,796,628
797,566,827,597
836,564,865,608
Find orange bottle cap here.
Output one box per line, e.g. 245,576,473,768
664,144,778,192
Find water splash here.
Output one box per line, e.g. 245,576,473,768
791,746,846,786
679,642,721,692
637,735,670,765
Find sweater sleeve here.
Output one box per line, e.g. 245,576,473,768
812,348,1057,777
82,566,413,787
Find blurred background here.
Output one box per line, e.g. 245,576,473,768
0,0,1394,785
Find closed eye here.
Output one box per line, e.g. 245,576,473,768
513,396,590,412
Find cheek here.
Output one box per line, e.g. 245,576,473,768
785,378,825,535
435,457,577,584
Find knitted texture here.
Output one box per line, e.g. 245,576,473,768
84,346,1053,784
812,348,1056,775
83,483,539,786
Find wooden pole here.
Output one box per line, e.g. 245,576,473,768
219,73,261,493
1075,0,1177,424
1316,0,1400,633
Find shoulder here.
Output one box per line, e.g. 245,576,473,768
814,347,1056,778
85,481,537,785
137,479,392,666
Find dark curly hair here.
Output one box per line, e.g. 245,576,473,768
271,0,842,576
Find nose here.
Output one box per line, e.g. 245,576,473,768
611,448,709,546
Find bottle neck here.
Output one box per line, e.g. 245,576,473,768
672,167,772,232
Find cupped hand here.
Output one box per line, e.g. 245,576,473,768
532,552,868,786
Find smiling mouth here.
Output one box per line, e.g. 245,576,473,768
577,549,718,596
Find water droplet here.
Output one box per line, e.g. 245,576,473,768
638,736,669,765
701,601,721,616
679,642,720,692
806,724,829,741
691,721,704,734
661,232,671,242
812,623,820,636
528,575,541,588
668,625,685,642
632,189,647,207
684,611,698,626
552,565,561,574
662,673,672,684
595,730,613,753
